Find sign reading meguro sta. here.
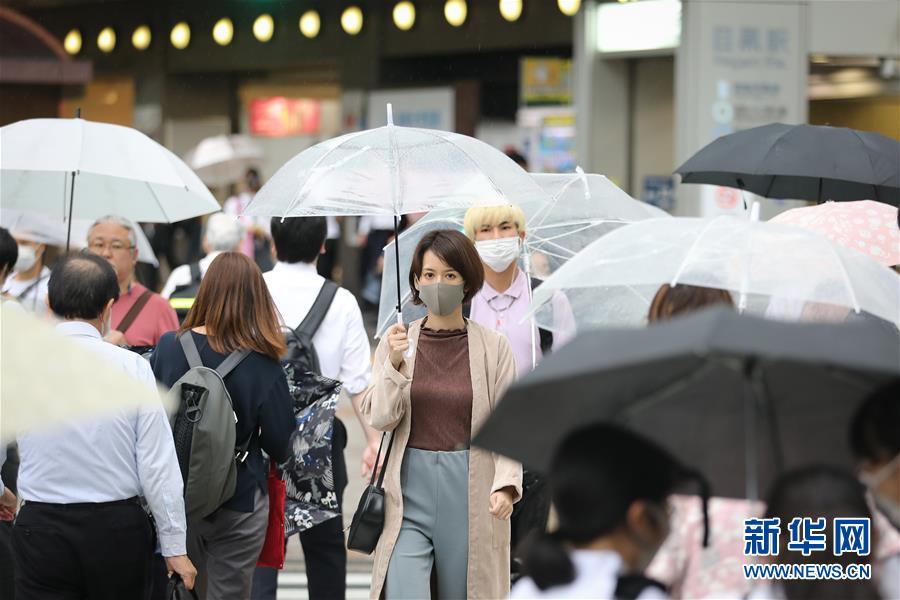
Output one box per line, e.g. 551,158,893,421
675,1,807,217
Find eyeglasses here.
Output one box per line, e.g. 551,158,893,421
87,240,135,253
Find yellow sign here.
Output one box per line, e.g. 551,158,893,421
521,58,573,105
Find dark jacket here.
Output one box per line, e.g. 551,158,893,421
151,331,294,513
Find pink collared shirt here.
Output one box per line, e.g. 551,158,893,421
112,282,179,347
469,269,575,376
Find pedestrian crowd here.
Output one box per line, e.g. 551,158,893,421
1,162,898,600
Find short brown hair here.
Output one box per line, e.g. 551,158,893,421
180,252,287,360
409,229,484,305
647,284,734,323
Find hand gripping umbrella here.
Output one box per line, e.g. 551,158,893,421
675,123,900,206
0,114,221,250
473,307,900,501
243,104,548,330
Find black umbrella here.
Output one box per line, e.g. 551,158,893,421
675,123,900,206
473,307,899,500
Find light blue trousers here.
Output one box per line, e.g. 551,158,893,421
385,448,469,600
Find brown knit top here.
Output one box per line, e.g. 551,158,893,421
407,323,473,451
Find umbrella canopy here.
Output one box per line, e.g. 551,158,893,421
374,171,668,337
472,307,900,500
2,209,159,267
528,215,900,331
1,304,169,441
770,200,899,267
242,107,547,219
184,134,263,187
0,118,221,224
675,123,900,206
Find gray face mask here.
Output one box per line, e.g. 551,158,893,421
416,280,465,317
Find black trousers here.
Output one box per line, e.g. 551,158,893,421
252,420,348,600
12,499,154,600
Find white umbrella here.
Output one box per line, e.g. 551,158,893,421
528,212,900,332
2,209,159,267
0,117,221,248
244,104,548,321
1,305,169,441
184,134,264,187
375,170,669,338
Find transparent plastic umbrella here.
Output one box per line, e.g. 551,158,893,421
528,212,900,332
244,104,548,322
184,134,264,187
242,106,548,220
0,117,221,249
375,171,670,338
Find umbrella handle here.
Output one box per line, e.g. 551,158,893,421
398,312,415,359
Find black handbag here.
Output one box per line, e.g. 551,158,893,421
346,431,395,554
166,574,198,600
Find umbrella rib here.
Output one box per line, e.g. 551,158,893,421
617,360,718,419
850,130,880,187
145,181,172,222
669,217,720,286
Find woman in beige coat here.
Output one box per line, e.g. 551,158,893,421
362,229,523,600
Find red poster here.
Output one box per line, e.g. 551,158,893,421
249,97,321,137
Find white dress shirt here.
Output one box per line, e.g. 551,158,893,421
511,550,668,600
16,321,187,556
160,251,223,299
263,261,372,394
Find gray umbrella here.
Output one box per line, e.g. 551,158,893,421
675,123,900,206
472,307,899,501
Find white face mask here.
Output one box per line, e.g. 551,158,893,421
13,245,37,273
860,454,900,530
475,237,520,273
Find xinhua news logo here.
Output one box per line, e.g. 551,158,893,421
742,517,872,581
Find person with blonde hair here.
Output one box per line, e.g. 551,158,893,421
463,204,574,376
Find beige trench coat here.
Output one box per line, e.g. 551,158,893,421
361,318,523,599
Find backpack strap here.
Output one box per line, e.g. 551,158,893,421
116,290,153,334
179,332,250,377
179,332,204,369
295,280,339,339
215,348,251,379
188,262,201,283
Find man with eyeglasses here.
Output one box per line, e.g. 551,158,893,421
87,215,178,350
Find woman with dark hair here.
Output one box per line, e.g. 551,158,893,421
512,425,692,599
151,252,294,600
750,466,882,600
647,284,734,323
0,227,18,299
362,229,522,599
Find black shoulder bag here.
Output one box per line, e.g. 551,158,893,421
346,431,395,554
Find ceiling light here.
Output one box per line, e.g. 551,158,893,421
253,14,274,42
558,0,581,16
499,0,523,22
212,18,233,46
131,25,151,50
299,10,321,38
171,22,191,49
393,2,416,31
341,6,364,35
445,0,468,27
97,27,116,53
63,29,82,55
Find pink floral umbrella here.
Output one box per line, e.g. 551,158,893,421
770,200,899,266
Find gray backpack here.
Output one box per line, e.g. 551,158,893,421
170,333,250,521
